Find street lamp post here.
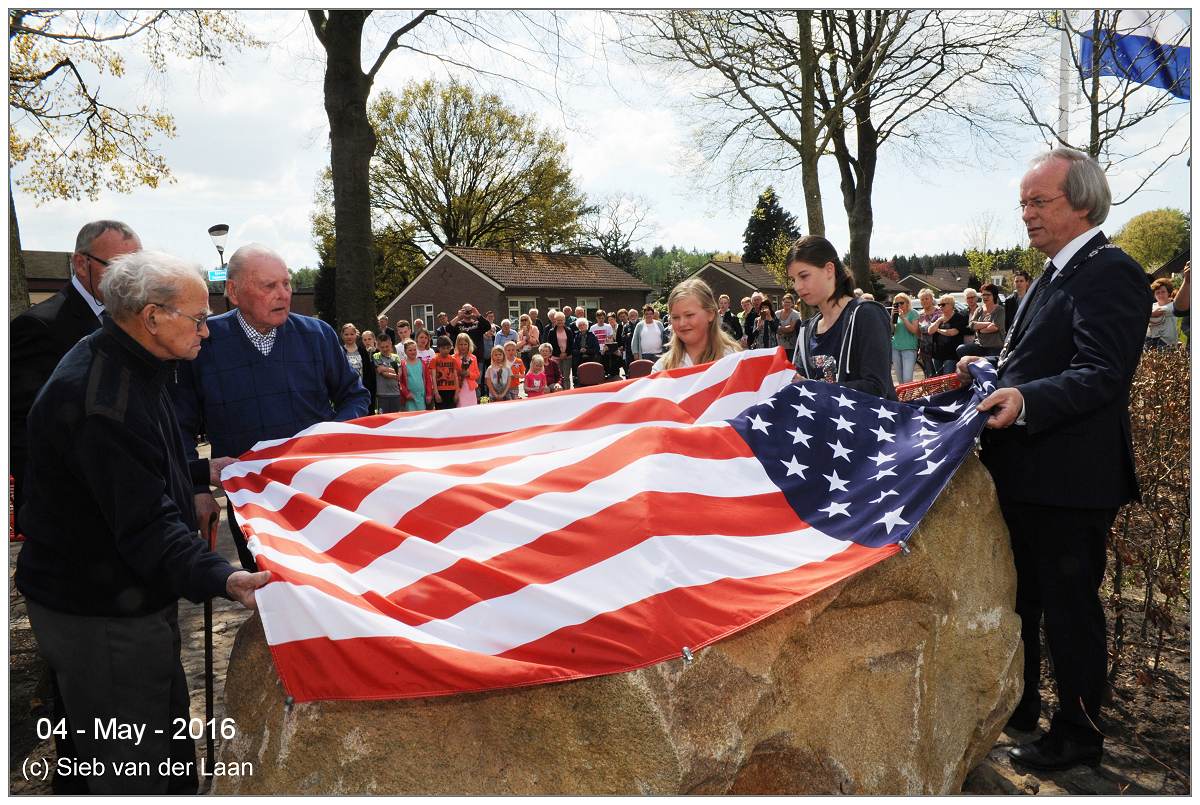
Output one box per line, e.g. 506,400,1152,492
207,224,230,313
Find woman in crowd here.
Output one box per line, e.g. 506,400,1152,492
961,283,1006,358
359,329,379,414
483,345,512,403
341,322,364,377
749,299,780,349
538,343,563,391
889,292,921,384
454,332,481,407
631,303,667,362
914,288,939,379
398,338,435,411
518,313,540,369
787,235,895,399
373,334,404,413
653,278,741,372
541,310,576,389
1146,277,1179,350
927,294,968,375
341,322,377,414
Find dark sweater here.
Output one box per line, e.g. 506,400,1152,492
171,311,370,460
793,298,897,400
16,318,235,617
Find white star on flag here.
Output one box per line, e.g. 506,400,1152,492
872,467,898,482
823,470,849,492
916,426,938,438
915,457,946,476
834,393,857,409
749,414,771,434
875,507,909,534
796,385,817,400
871,425,895,443
792,403,815,420
873,406,897,421
833,414,855,433
868,451,896,467
787,427,812,447
870,489,899,504
827,441,853,461
819,501,851,518
780,455,808,478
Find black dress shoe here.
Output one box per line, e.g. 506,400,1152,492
1009,734,1102,771
1004,712,1039,732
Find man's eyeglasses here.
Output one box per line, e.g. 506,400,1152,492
152,303,210,333
79,251,110,266
1017,194,1065,211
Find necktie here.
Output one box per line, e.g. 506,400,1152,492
998,262,1053,366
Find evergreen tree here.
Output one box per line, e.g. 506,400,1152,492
742,186,800,263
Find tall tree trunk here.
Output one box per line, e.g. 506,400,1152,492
317,11,378,335
846,106,878,288
1088,11,1102,158
9,188,29,319
797,10,825,238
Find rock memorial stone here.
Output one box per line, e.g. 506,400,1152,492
214,455,1021,795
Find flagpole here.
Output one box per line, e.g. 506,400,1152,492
1057,12,1071,143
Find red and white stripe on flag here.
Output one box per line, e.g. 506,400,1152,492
223,349,900,702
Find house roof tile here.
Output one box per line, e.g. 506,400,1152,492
445,247,651,291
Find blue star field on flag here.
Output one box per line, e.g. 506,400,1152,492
729,362,998,549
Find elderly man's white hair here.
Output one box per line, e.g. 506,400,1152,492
227,242,286,282
99,251,207,321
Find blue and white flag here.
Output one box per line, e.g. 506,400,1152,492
1079,10,1191,100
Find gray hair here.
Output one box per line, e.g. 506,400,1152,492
99,251,207,321
227,242,286,283
500,318,512,327
1031,147,1110,226
74,220,138,254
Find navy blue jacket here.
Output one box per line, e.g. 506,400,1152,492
981,233,1150,508
16,318,235,616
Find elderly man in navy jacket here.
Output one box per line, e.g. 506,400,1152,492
958,148,1150,772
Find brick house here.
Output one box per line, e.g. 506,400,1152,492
687,260,789,307
380,246,653,327
897,267,975,298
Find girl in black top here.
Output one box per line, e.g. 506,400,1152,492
784,236,896,400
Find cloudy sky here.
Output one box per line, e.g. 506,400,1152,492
11,10,1191,275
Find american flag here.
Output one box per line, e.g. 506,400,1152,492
223,349,995,702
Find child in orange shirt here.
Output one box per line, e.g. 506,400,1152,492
502,340,525,401
431,336,460,410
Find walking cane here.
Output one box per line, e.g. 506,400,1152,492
203,513,218,785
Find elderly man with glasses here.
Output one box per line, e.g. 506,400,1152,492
957,148,1151,772
16,251,270,794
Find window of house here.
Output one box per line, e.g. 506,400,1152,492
545,297,561,312
411,304,433,330
576,297,600,319
508,297,537,322
991,274,1005,288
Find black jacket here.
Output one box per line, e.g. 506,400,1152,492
720,309,743,341
16,317,236,617
10,281,101,507
793,298,897,400
981,234,1149,508
540,322,579,357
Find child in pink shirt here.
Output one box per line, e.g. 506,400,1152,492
524,354,548,397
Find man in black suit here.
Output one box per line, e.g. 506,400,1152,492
958,148,1150,772
11,220,142,507
9,219,141,794
1004,269,1031,326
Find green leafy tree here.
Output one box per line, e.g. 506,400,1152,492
743,186,800,264
290,267,319,290
8,9,260,317
763,230,797,287
1113,208,1190,271
369,80,587,253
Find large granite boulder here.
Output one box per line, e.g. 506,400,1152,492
214,455,1021,795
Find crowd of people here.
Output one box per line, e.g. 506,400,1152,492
339,302,682,412
7,146,1188,793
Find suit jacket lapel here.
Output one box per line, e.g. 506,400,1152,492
1010,232,1109,343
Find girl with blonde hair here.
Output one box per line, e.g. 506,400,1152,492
653,277,741,372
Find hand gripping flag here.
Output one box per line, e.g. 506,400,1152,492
223,350,998,702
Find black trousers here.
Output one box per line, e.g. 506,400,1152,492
26,600,199,794
1001,500,1116,746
